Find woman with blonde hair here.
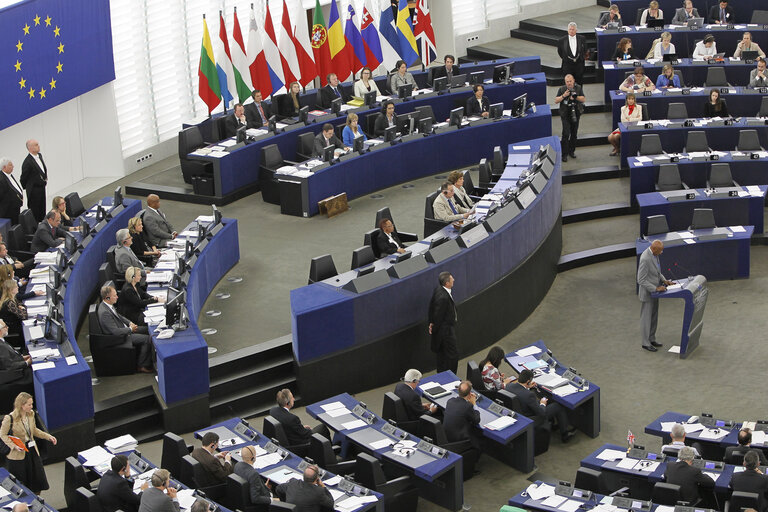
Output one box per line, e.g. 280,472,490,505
279,81,302,118
342,113,367,148
127,216,160,266
117,266,161,325
51,196,73,227
1,392,57,492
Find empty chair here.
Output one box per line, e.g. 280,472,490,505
574,467,605,495
65,192,86,218
7,224,32,257
634,7,644,26
478,158,493,189
350,245,375,270
415,104,436,122
738,129,764,151
685,131,709,153
639,133,663,156
178,126,213,184
18,209,36,238
704,67,729,87
363,229,382,258
707,163,737,188
418,415,478,479
308,254,337,284
161,432,192,480
355,452,419,512
64,457,95,510
296,132,315,161
652,482,682,506
656,164,687,192
667,102,688,120
492,146,505,173
259,144,297,205
308,433,355,475
690,208,716,230
262,415,309,457
723,449,747,465
646,215,670,236
727,491,760,512
673,70,685,88
759,97,768,117
424,190,450,238
73,487,101,512
381,392,420,435
752,10,768,24
462,170,484,198
637,102,651,122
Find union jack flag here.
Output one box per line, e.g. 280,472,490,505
627,430,635,446
413,0,436,66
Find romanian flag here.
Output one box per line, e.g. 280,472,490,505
395,0,419,66
198,16,221,114
311,0,333,86
328,0,352,81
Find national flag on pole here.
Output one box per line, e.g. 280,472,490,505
413,0,437,67
214,11,238,108
230,8,253,102
278,0,301,87
627,430,635,447
328,0,352,81
343,1,366,76
311,0,333,86
247,8,273,97
360,1,383,71
378,2,402,72
292,1,317,88
261,2,287,95
198,16,221,114
395,0,420,66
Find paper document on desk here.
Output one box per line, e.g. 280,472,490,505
703,471,720,481
26,325,45,341
526,482,555,501
683,422,705,433
747,185,763,196
219,139,237,147
321,401,345,412
751,430,766,445
553,384,579,397
105,434,138,452
730,226,746,233
79,445,113,467
542,495,567,508
66,356,78,365
660,421,677,432
32,362,55,371
324,475,342,486
326,407,352,418
516,346,542,357
512,145,531,150
341,419,367,430
535,372,568,388
25,299,46,308
265,467,301,484
616,458,638,469
597,448,626,461
146,271,173,283
484,415,517,431
28,347,58,359
177,489,197,510
559,499,582,512
698,428,728,440
2,502,24,510
637,461,660,472
26,306,48,317
369,438,394,450
655,506,675,512
253,452,282,469
635,156,652,163
329,488,345,502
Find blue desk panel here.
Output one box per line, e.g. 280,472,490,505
645,411,744,454
290,136,561,364
0,467,60,510
189,73,548,196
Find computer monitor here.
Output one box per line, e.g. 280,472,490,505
363,90,377,107
742,50,759,61
78,218,90,237
647,18,665,28
236,124,248,143
450,73,467,88
687,17,704,28
417,116,433,134
197,222,207,242
489,102,504,119
331,97,343,115
113,186,123,207
298,106,309,124
185,240,194,259
165,289,187,330
396,113,415,135
468,71,485,86
212,204,222,226
398,83,414,99
268,115,278,133
322,144,335,162
662,53,678,62
383,125,398,142
353,135,365,153
449,107,464,128
432,76,448,92
63,232,77,256
493,62,514,83
46,283,60,306
45,317,64,345
393,251,411,263
511,93,527,118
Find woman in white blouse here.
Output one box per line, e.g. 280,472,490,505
640,1,663,25
353,67,381,98
692,34,717,60
608,93,643,156
653,32,676,60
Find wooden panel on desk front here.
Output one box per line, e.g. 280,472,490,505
318,193,349,218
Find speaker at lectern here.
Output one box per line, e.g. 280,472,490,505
652,275,708,358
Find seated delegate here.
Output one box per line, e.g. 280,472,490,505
98,284,153,373
708,0,734,24
671,0,700,24
433,182,471,222
447,170,474,209
234,445,273,507
613,38,636,61
703,88,729,117
117,267,161,326
619,66,656,93
377,219,407,255
313,123,348,158
443,381,482,452
393,369,438,422
128,216,160,267
269,389,330,445
640,1,663,25
692,35,717,60
139,469,178,512
730,450,768,512
750,58,768,88
734,32,766,59
373,100,396,137
97,455,147,512
244,89,271,129
275,465,333,511
0,320,33,393
608,93,643,156
278,82,303,118
341,113,367,147
390,60,416,92
432,54,462,86
51,195,73,228
663,446,714,504
0,279,41,350
319,73,351,109
653,32,676,60
190,432,233,486
479,346,515,391
143,194,176,248
597,4,623,28
725,429,768,465
30,210,68,253
656,64,681,89
465,84,489,117
353,67,381,98
506,369,577,443
115,228,147,280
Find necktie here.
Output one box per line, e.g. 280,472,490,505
51,225,55,236
447,199,458,214
257,103,267,125
334,88,340,98
721,9,726,22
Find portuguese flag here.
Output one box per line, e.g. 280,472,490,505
311,0,333,87
198,16,221,114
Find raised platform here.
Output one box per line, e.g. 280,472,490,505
125,166,259,206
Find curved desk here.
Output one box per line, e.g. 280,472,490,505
290,136,562,403
610,0,759,29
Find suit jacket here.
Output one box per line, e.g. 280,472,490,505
664,460,714,503
731,468,768,512
234,460,272,506
708,5,734,23
750,68,768,88
725,445,768,465
597,12,623,27
98,301,133,336
313,133,344,157
431,64,462,85
672,7,700,24
505,382,546,421
0,339,31,385
443,396,479,443
428,286,456,352
269,406,311,445
97,469,142,512
117,282,156,325
735,42,766,59
245,101,272,129
275,478,333,512
0,412,51,461
20,154,47,191
138,487,180,512
465,96,489,116
376,230,404,256
190,446,233,486
319,84,350,109
432,192,468,222
115,245,146,276
557,34,587,66
353,79,381,98
637,246,666,302
131,231,155,266
394,382,424,421
0,173,23,224
30,221,67,253
373,113,396,137
224,114,248,139
142,208,174,247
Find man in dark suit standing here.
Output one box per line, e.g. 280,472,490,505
30,210,67,253
269,389,330,446
97,284,153,373
245,90,271,129
97,455,147,512
313,124,348,158
190,432,234,487
557,23,586,89
664,446,715,504
0,159,23,225
431,54,462,85
708,0,734,24
319,73,351,109
731,450,768,512
275,465,333,511
224,104,248,139
394,369,438,422
20,140,47,222
377,219,406,255
428,272,458,373
506,369,576,443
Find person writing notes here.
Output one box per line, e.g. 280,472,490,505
692,35,717,60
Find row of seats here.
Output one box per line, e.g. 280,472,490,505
620,67,745,90
638,129,765,156
654,162,738,192
4,192,85,259
631,97,768,123
645,208,718,237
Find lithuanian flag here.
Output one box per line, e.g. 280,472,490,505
198,16,221,114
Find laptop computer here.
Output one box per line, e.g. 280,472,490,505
687,17,704,29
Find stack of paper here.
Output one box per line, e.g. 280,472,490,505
28,347,59,360
341,419,367,430
146,271,173,283
596,448,626,461
32,362,56,371
484,416,517,431
34,252,58,265
616,458,639,470
703,471,720,481
266,468,301,484
176,489,197,510
553,384,579,397
79,445,113,467
246,128,268,138
526,483,555,500
535,372,568,388
699,428,727,440
253,452,282,469
751,430,766,445
683,423,705,434
335,495,378,511
105,434,138,453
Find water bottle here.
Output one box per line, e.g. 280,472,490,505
530,101,537,113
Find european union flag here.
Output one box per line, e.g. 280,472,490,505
0,0,115,131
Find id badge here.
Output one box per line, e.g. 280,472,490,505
26,440,35,449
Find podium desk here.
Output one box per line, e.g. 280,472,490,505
504,340,601,438
628,152,768,200
596,24,768,64
645,411,746,461
416,371,535,473
603,59,756,103
193,417,382,512
619,117,768,168
636,186,766,234
610,86,768,129
306,393,464,511
647,275,710,357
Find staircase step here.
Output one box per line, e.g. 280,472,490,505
209,334,293,379
562,166,621,184
563,202,633,223
552,101,608,116
509,28,561,47
558,242,636,271
575,132,612,147
94,386,156,422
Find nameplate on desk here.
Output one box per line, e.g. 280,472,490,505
341,269,391,294
664,192,696,201
434,124,458,134
457,224,489,249
338,151,359,162
484,203,521,233
682,88,691,95
425,239,461,264
416,439,447,458
386,254,428,279
282,122,306,133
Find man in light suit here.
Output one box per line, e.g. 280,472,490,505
115,228,146,280
671,0,700,24
428,272,459,373
20,140,48,222
143,194,176,248
557,23,587,87
637,240,673,352
30,210,67,253
0,158,23,225
98,285,153,372
234,445,273,507
190,432,233,487
433,182,471,223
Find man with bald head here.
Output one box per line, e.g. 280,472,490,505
275,464,333,510
637,240,673,352
20,139,48,222
142,194,176,248
0,159,23,225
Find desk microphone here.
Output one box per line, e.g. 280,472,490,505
666,266,683,281
672,261,695,279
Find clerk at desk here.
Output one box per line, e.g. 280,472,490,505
313,124,347,158
30,210,69,253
